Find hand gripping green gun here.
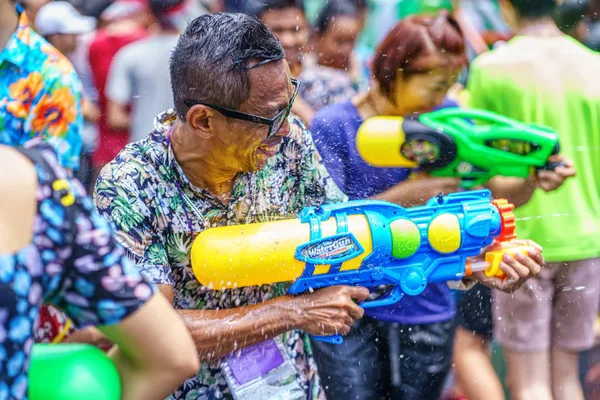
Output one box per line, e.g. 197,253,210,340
356,108,562,188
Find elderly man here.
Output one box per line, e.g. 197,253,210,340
94,13,369,399
94,13,543,400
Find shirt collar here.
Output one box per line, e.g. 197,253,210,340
0,5,32,69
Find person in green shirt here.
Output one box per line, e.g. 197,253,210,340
465,1,600,400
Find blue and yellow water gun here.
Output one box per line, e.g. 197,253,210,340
191,190,531,344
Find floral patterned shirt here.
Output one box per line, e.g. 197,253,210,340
0,144,155,400
0,6,83,171
94,109,347,399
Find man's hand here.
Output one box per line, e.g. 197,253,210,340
292,286,370,336
537,155,576,192
473,240,545,292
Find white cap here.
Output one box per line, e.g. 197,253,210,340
35,1,96,36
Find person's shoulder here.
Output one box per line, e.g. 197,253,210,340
24,32,81,88
0,146,38,251
471,41,518,69
115,35,156,58
0,146,37,198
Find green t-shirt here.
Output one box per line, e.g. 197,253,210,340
468,35,600,262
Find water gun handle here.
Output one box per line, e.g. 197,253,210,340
313,334,344,344
536,161,566,172
312,286,405,344
470,245,536,278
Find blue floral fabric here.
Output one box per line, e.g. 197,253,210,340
0,144,155,400
0,6,83,171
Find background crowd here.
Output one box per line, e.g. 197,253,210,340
2,0,600,399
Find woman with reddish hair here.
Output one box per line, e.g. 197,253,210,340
309,13,471,399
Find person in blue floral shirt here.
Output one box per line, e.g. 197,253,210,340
298,0,369,112
0,0,87,348
0,0,83,171
0,142,199,400
94,13,370,400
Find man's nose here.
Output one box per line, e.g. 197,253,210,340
276,119,291,138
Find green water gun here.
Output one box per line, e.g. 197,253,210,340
356,108,562,188
29,344,121,400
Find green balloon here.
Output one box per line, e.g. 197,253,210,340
28,344,122,400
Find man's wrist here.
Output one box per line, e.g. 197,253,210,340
271,295,305,331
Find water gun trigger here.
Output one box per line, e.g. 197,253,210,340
313,285,405,345
536,160,567,172
483,245,536,278
360,285,405,309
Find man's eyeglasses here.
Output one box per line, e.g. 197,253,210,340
184,78,300,138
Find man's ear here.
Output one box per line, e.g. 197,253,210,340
186,105,215,139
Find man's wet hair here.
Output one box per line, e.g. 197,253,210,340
170,13,285,120
509,0,555,18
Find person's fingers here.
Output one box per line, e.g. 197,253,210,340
549,155,574,168
348,286,370,302
520,239,543,252
528,250,545,267
538,171,564,191
340,311,354,327
540,180,561,192
555,163,576,177
501,254,530,279
514,252,542,276
344,298,365,320
497,262,520,282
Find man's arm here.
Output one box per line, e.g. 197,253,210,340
106,46,134,131
93,163,369,362
107,100,131,130
158,283,368,361
99,293,200,400
486,156,576,208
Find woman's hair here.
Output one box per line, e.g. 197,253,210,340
315,0,362,34
373,12,467,96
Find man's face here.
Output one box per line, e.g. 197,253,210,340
261,8,308,67
204,60,294,173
